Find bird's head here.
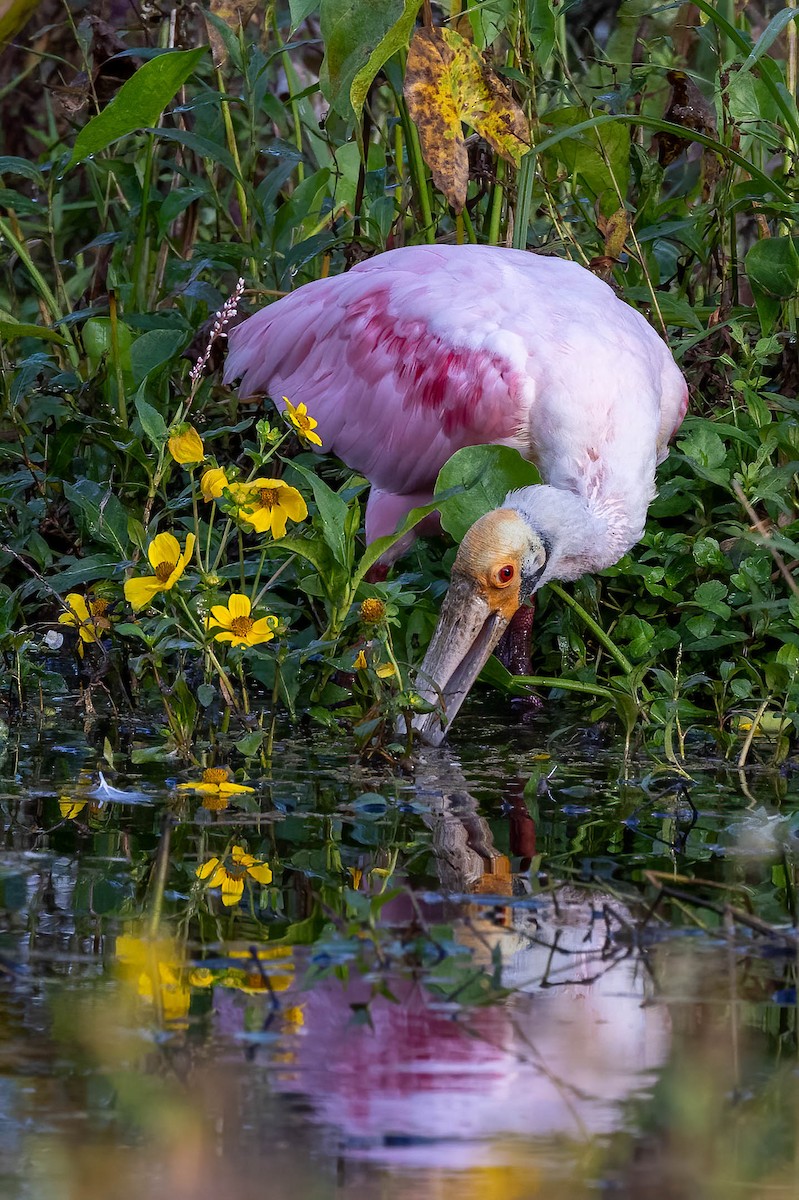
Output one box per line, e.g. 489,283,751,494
409,508,548,746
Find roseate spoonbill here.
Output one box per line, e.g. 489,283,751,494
224,244,688,744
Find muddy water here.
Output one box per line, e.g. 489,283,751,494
0,696,797,1199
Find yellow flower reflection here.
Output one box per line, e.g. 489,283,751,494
206,593,279,647
58,593,112,656
116,931,191,1026
232,478,307,538
168,424,204,465
283,397,322,447
200,466,228,502
190,946,294,994
124,531,196,611
196,845,273,906
177,766,255,812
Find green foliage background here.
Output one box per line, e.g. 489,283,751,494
1,0,798,761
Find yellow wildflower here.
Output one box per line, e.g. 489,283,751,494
376,662,396,678
283,397,322,447
359,597,386,624
196,845,273,906
205,592,279,647
168,424,204,465
353,649,368,671
200,466,228,501
232,478,307,538
124,531,195,611
58,593,112,656
177,766,255,810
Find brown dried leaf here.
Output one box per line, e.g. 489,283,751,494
654,69,717,167
404,26,530,211
203,0,261,68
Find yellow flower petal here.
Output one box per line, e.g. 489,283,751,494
124,576,164,611
208,604,235,629
221,876,244,906
246,618,277,645
376,662,396,678
60,798,87,819
354,650,368,670
60,593,90,625
246,862,273,885
200,466,228,501
148,532,180,571
227,593,251,620
219,782,255,795
276,486,308,523
231,846,253,866
168,425,204,465
196,856,221,879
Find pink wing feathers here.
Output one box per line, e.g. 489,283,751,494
224,245,688,542
224,247,530,507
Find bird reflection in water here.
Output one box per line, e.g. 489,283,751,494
217,751,672,1177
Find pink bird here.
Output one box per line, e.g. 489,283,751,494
224,244,688,744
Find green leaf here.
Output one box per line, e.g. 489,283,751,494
68,48,206,167
740,7,799,74
0,321,67,344
524,0,557,71
289,0,319,28
320,0,421,117
350,0,422,118
435,444,541,543
134,392,169,447
63,479,129,557
287,459,350,566
0,156,45,184
745,236,799,300
545,105,630,207
130,328,188,386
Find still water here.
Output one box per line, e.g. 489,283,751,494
1,694,797,1199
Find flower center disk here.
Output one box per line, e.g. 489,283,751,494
258,488,281,508
231,616,254,637
155,561,174,582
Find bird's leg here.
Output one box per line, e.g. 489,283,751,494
494,598,536,677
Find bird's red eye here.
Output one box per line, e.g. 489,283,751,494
496,564,515,585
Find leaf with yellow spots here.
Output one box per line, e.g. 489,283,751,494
403,26,530,212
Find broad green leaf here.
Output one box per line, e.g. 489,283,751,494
436,445,541,544
63,480,129,557
745,236,799,299
289,0,318,28
350,0,422,118
524,0,557,71
287,460,350,566
130,328,188,386
68,48,206,167
134,391,169,447
320,0,421,117
546,105,629,207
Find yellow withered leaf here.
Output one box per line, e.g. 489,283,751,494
599,207,631,262
404,26,530,212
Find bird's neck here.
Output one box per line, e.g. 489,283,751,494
507,484,646,584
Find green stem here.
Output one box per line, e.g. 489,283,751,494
132,132,155,311
487,158,505,246
548,581,634,675
504,674,617,702
0,215,77,363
